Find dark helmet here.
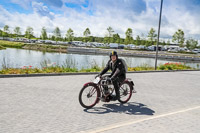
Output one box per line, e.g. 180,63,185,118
110,51,118,58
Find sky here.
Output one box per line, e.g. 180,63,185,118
0,0,200,42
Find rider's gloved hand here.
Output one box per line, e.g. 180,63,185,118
95,74,101,79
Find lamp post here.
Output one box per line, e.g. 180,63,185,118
155,0,163,70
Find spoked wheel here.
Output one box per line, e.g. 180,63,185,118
79,83,100,109
118,81,133,103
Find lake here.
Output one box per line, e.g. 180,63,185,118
0,48,200,70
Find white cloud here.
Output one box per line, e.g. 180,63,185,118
32,2,55,19
0,0,199,41
10,0,32,10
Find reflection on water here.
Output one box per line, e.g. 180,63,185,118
0,48,200,70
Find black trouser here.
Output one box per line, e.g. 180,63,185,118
112,76,125,100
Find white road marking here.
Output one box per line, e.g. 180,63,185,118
80,105,200,133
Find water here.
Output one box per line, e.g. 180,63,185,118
0,48,200,70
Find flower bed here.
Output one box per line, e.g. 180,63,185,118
158,62,192,70
0,62,194,74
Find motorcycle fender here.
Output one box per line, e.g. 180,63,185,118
83,82,97,87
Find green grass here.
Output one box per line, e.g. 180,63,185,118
0,40,25,48
0,40,68,52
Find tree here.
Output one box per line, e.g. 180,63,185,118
147,28,157,45
145,40,151,47
162,40,166,46
103,37,110,44
172,29,185,47
51,35,55,41
112,33,120,43
66,28,74,42
186,38,198,50
106,26,114,43
88,36,94,42
125,28,133,44
0,29,3,37
14,27,21,37
41,27,48,40
53,27,61,42
3,25,9,33
2,25,9,37
135,35,141,46
25,26,34,39
107,26,114,38
83,28,91,37
167,39,170,45
83,28,91,42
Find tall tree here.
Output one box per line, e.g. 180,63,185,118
106,26,114,43
107,26,114,37
41,27,48,40
135,35,141,46
53,27,61,41
172,29,185,47
25,26,34,39
0,29,2,37
14,27,21,37
2,25,9,37
83,28,91,37
3,25,9,33
66,28,74,42
147,28,157,45
186,38,198,50
125,28,133,44
83,28,91,42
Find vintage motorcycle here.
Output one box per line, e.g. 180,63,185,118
79,75,136,109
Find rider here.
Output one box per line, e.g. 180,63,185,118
97,51,126,101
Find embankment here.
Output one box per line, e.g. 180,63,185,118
67,47,200,62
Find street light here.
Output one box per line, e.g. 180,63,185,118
155,0,163,70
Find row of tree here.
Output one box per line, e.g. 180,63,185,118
0,25,199,49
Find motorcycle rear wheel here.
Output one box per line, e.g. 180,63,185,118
118,81,133,103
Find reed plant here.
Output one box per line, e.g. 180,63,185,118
128,63,154,71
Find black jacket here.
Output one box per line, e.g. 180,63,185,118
100,58,126,79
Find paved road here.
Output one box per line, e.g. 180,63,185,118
0,71,200,133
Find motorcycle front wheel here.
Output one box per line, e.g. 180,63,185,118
79,83,100,109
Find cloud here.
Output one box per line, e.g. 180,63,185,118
10,0,32,10
0,5,55,37
0,0,199,41
160,0,200,39
32,2,55,19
